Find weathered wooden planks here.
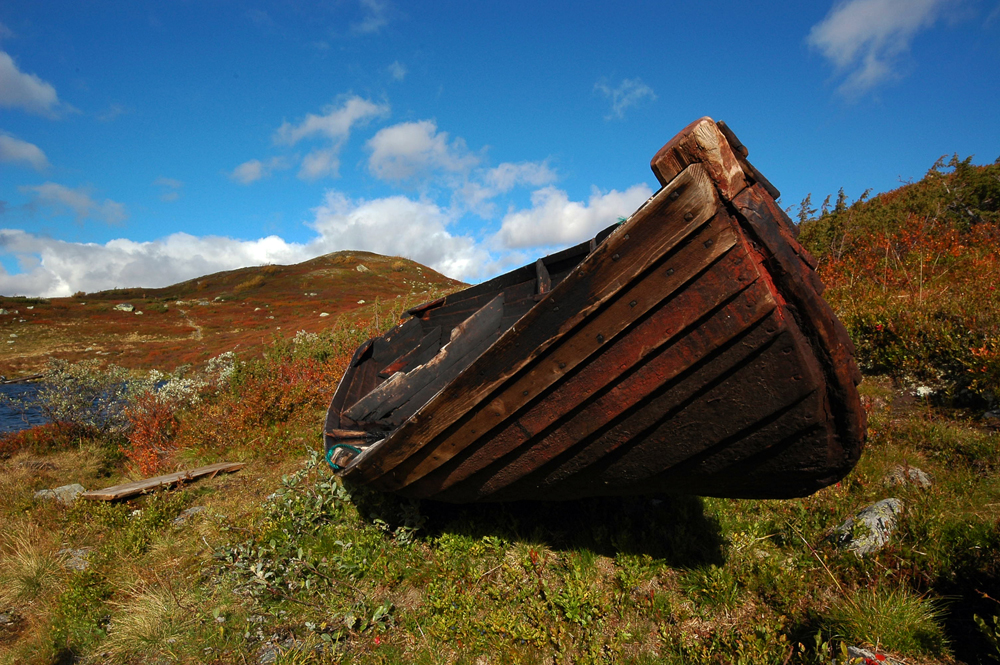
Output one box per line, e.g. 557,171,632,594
323,117,867,502
80,462,245,501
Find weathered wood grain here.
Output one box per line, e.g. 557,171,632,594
80,462,245,501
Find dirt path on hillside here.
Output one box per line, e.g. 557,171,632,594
177,309,203,340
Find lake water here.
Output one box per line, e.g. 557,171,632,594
0,383,47,434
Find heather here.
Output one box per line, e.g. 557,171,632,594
1,164,1000,663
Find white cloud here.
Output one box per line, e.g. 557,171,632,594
229,157,288,185
19,182,127,225
153,177,183,202
456,161,558,217
0,50,61,116
367,120,479,182
299,148,340,180
0,229,303,297
352,0,391,34
388,60,407,81
0,191,495,297
274,96,388,146
0,133,49,171
307,192,490,279
495,184,653,249
808,0,954,94
594,77,656,120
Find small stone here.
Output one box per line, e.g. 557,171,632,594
0,309,7,315
885,465,932,489
846,645,904,664
135,311,143,315
34,483,86,505
172,505,206,526
356,264,369,272
114,303,135,312
319,312,329,317
8,334,15,338
830,498,903,557
175,300,189,306
0,612,13,625
58,548,92,571
357,299,365,304
25,306,33,310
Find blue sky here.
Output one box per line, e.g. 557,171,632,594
0,0,998,297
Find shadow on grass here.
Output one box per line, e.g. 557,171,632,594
350,486,725,568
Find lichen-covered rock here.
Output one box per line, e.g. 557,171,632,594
58,548,91,571
114,303,134,312
885,465,932,489
34,483,86,505
356,264,369,273
172,505,206,526
831,498,903,557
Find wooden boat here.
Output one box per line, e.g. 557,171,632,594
323,117,866,502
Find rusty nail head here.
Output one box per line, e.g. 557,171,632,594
623,234,629,240
666,268,674,276
612,253,620,261
523,390,529,396
629,300,637,308
704,239,713,248
670,190,680,201
596,334,604,343
684,212,694,221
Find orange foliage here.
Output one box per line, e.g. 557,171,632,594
123,392,179,475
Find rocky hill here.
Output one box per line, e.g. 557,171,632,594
0,251,463,377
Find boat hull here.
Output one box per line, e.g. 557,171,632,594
323,118,866,502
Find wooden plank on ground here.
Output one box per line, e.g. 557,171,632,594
80,462,245,501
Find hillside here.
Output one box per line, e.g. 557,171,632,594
0,251,463,377
2,159,1000,664
799,154,1000,406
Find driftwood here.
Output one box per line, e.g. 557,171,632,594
80,462,245,501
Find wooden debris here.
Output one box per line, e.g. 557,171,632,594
80,462,245,501
322,117,867,503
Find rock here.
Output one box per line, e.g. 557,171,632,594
135,311,143,315
0,612,13,625
885,465,932,489
356,264,369,273
114,303,134,312
830,498,903,556
172,506,206,526
845,645,904,664
984,409,1000,428
175,300,189,306
34,483,86,505
58,548,91,571
357,299,366,304
319,312,329,317
0,309,7,315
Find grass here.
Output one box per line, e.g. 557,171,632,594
1,157,1000,662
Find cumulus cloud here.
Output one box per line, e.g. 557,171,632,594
229,157,289,185
494,184,653,249
457,161,558,217
307,192,490,279
808,0,954,94
0,133,49,171
0,229,303,297
367,120,479,182
388,60,407,81
0,50,61,116
594,78,656,120
153,176,182,202
274,96,388,146
0,190,494,297
19,182,127,225
352,0,391,34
